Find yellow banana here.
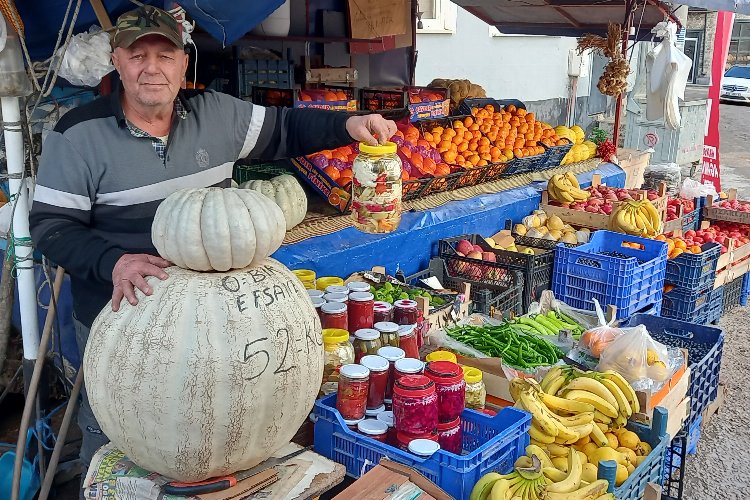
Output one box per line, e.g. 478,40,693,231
530,423,556,444
564,390,619,418
600,378,632,418
527,444,554,469
545,376,569,397
565,171,581,189
600,370,640,414
551,418,579,443
632,209,646,230
566,423,594,440
594,494,616,500
543,467,568,483
510,378,531,403
543,480,609,500
488,478,510,500
547,443,571,457
642,199,662,232
590,421,608,447
546,445,583,493
469,472,504,500
539,392,596,415
562,378,619,413
593,411,612,424
550,411,595,427
520,390,560,437
541,367,564,392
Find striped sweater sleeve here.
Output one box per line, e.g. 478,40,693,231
29,131,126,284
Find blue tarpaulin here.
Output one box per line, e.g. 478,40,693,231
18,0,285,60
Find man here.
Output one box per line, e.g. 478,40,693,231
28,5,396,489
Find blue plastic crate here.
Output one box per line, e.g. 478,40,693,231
664,242,721,289
622,314,724,427
662,430,688,500
551,231,668,320
599,407,669,500
540,142,573,170
686,415,703,454
702,285,724,325
722,275,744,313
313,394,531,500
661,286,711,322
456,97,526,115
742,272,750,305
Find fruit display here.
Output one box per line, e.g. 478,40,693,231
408,87,448,104
554,125,598,165
654,234,706,259
513,209,589,245
510,310,585,339
445,323,565,369
428,78,487,112
596,140,617,163
547,173,591,204
665,197,696,222
509,369,654,488
608,200,662,237
392,123,453,179
298,88,352,102
712,197,750,212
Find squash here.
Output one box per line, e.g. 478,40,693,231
83,259,324,482
151,187,285,272
240,174,307,230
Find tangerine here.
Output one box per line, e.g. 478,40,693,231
323,166,340,180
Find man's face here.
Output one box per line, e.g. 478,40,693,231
112,35,189,108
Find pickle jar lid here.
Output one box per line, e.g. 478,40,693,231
340,364,370,380
364,405,387,418
377,346,405,361
321,302,347,314
343,417,364,427
360,355,389,372
347,281,371,293
308,289,325,299
426,350,458,364
462,366,483,384
326,285,350,295
324,293,349,303
395,358,425,374
408,439,440,457
374,321,400,333
377,410,394,427
359,141,397,155
374,301,394,311
350,292,374,302
311,297,326,308
393,375,435,398
358,418,389,435
398,324,417,337
354,329,380,341
322,329,350,344
425,361,464,385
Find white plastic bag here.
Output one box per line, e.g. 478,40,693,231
646,22,693,130
680,178,718,200
57,27,114,87
596,325,671,391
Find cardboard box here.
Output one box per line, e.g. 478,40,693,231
634,350,688,415
296,86,357,111
406,87,450,122
455,355,514,403
617,148,651,190
333,459,451,500
286,156,352,213
631,365,691,438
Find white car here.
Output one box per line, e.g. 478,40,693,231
720,65,750,103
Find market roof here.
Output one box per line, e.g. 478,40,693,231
449,0,678,37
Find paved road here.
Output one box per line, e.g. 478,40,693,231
715,102,750,199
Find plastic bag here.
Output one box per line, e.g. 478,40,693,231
596,325,672,391
57,27,114,87
681,178,718,200
644,162,681,196
646,22,692,130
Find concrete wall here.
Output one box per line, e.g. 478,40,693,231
415,8,592,104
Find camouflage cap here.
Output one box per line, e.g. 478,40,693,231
112,6,184,50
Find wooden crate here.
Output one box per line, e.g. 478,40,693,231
702,189,750,225
714,237,750,287
617,148,651,190
539,174,667,231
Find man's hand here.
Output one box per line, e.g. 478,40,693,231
112,254,171,311
346,114,398,146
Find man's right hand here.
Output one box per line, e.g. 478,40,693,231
112,254,171,311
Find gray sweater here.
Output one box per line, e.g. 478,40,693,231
30,88,353,327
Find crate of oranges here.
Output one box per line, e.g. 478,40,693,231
655,234,722,290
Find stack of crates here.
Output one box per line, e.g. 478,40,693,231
660,242,721,324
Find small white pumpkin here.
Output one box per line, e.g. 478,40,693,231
151,187,285,272
84,259,324,482
240,174,307,230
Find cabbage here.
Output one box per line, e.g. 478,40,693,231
329,158,347,171
310,154,329,169
392,136,405,147
393,392,439,435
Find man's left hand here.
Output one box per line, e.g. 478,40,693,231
346,114,398,146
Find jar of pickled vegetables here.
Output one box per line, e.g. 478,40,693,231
425,350,458,364
397,325,420,359
377,411,398,446
347,281,371,293
311,297,326,323
324,292,349,304
320,302,348,330
326,285,350,295
357,419,389,443
321,329,355,396
392,374,438,436
462,366,486,410
437,417,463,454
375,321,400,347
336,364,370,421
348,292,375,332
374,302,394,324
353,329,383,362
425,361,466,423
351,142,403,234
360,354,389,409
393,299,419,325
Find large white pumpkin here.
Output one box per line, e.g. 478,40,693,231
240,175,307,230
83,259,323,481
151,187,286,272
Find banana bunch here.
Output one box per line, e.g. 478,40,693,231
470,453,612,500
547,173,590,203
609,200,661,237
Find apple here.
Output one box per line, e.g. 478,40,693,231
456,239,474,256
602,203,613,215
685,230,696,238
482,252,497,262
647,192,658,201
585,205,599,213
467,250,483,260
473,244,483,253
715,235,727,245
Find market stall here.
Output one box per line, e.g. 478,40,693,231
0,0,744,500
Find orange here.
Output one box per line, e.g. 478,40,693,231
666,239,675,254
339,168,353,178
435,163,451,176
514,148,524,158
464,117,474,127
506,104,517,113
401,169,409,181
690,245,702,254
323,166,340,181
655,234,667,241
443,150,457,163
477,159,488,167
423,132,434,143
674,239,687,250
337,175,352,187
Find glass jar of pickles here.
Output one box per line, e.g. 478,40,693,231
462,366,486,410
353,329,383,362
375,321,400,348
351,142,403,234
320,329,355,396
